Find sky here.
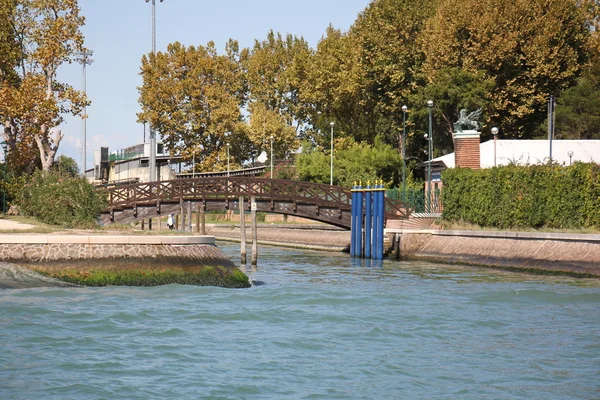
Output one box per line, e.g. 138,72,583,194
56,0,373,172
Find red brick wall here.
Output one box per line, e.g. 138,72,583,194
454,137,480,169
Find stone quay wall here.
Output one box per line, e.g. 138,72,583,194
0,235,234,268
390,230,600,277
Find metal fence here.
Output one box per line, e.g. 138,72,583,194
385,187,442,214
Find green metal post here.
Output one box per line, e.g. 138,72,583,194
402,105,407,202
427,101,433,213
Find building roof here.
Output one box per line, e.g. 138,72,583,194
432,139,600,169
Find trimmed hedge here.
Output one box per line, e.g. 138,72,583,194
441,163,600,229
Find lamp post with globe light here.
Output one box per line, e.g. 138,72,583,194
1,141,7,214
143,0,164,182
330,122,335,186
401,105,408,202
491,127,499,167
270,135,274,179
427,100,434,212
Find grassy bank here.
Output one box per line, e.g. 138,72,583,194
30,265,251,288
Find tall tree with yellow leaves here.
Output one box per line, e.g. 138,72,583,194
0,0,88,173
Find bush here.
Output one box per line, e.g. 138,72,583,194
441,163,600,229
18,170,107,228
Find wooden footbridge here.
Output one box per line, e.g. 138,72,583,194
100,177,411,229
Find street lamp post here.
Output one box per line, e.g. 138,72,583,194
75,49,93,175
401,105,408,202
491,127,499,167
270,135,274,179
144,0,164,182
567,150,574,166
330,122,335,186
1,141,7,215
427,100,433,213
226,143,230,177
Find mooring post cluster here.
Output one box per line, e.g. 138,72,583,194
351,181,385,260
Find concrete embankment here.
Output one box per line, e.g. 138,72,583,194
207,224,351,251
209,223,600,277
391,230,600,277
0,235,250,288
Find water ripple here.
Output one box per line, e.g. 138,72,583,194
0,242,598,399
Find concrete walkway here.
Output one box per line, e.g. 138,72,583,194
0,219,35,230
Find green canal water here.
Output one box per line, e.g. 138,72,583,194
1,242,599,399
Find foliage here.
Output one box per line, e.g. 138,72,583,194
52,155,79,177
421,0,593,138
0,0,87,173
295,139,402,188
34,266,251,288
18,170,107,228
138,41,247,172
554,47,600,139
441,163,600,229
136,0,597,184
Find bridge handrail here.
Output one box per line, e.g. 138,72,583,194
102,176,411,220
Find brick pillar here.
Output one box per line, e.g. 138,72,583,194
453,131,481,169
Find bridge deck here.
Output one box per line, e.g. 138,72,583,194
101,177,410,229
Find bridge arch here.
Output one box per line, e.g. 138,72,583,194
100,177,410,229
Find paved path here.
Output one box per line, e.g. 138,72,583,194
0,219,35,230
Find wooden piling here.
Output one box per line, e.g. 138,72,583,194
251,195,258,266
149,218,152,231
195,203,200,234
180,199,186,232
240,196,247,265
200,202,206,235
187,201,192,232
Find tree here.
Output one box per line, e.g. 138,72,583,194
244,31,312,135
0,0,19,86
52,154,79,177
138,41,247,172
0,0,88,173
421,0,594,137
409,68,495,156
348,0,435,146
302,26,371,146
296,138,402,188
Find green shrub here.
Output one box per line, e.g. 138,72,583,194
441,163,600,229
18,170,107,228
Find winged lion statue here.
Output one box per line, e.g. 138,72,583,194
453,108,483,133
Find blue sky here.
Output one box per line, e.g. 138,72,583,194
57,0,372,172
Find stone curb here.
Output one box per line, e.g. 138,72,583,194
0,235,216,245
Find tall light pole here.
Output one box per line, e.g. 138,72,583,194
226,143,230,177
427,100,434,213
76,49,93,175
491,127,499,167
270,135,274,179
1,141,7,215
144,0,164,182
401,105,408,202
330,121,335,186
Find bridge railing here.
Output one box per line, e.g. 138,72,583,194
104,176,410,220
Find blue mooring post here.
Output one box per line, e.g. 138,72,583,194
365,182,372,259
356,183,364,258
371,181,379,260
378,181,386,260
350,182,357,257
374,181,384,260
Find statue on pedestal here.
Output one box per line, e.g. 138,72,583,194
453,108,483,133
